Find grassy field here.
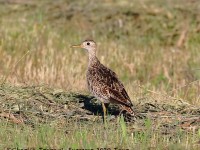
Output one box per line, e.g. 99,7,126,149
0,0,200,149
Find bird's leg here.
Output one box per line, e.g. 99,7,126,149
102,103,107,122
102,103,110,124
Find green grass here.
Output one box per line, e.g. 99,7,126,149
0,117,199,149
0,0,200,149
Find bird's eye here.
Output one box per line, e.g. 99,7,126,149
87,42,90,45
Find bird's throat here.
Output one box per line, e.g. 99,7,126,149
88,53,99,66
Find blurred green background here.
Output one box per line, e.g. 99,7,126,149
0,0,200,103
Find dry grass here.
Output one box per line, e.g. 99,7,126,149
0,0,199,105
0,0,200,94
0,0,200,149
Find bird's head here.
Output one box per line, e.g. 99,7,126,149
71,40,96,53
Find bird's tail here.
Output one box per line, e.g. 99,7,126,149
120,104,135,116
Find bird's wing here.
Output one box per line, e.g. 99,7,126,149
88,64,133,107
108,87,133,107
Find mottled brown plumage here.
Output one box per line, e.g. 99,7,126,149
72,40,135,116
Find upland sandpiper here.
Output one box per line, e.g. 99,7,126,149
72,40,135,119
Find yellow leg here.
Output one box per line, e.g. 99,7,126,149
102,103,107,122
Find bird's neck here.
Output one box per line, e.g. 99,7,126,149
88,51,100,66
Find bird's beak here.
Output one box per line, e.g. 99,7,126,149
71,44,82,48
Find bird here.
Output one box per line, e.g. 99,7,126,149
71,40,135,120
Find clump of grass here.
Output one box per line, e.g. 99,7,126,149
0,84,199,149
